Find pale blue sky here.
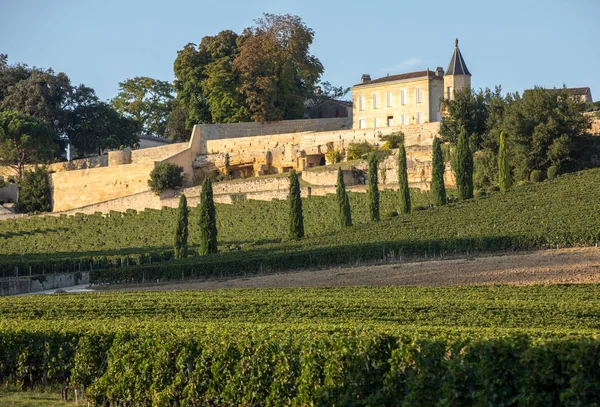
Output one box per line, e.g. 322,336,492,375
1,0,598,102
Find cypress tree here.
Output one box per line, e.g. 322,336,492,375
431,137,447,206
397,143,411,214
453,129,474,200
174,194,189,259
368,153,380,222
498,131,512,191
336,167,352,227
289,169,304,238
198,177,218,255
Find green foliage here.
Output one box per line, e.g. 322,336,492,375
453,129,474,200
325,149,342,164
174,194,189,259
15,166,51,213
346,141,375,160
198,177,218,255
289,169,305,238
498,132,512,191
473,149,497,190
336,168,352,227
431,138,447,206
148,163,184,195
0,111,58,178
174,14,323,125
530,170,544,183
379,131,404,149
111,76,174,138
547,165,559,180
397,143,411,213
368,153,380,222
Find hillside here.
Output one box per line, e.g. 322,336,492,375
1,168,599,280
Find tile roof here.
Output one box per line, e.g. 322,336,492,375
353,70,440,87
446,38,471,76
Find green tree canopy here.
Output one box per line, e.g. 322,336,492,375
15,166,51,213
111,77,174,138
0,111,59,178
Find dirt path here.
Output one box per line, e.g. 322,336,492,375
98,247,600,292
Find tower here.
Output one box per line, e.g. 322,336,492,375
444,38,471,101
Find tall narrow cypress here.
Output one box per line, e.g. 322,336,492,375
431,137,447,206
174,194,189,259
398,143,411,214
498,132,512,191
336,167,352,227
368,153,380,222
198,177,218,255
289,169,304,238
453,129,474,200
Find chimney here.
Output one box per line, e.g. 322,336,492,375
435,67,444,77
361,74,371,83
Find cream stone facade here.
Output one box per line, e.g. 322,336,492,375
351,39,471,130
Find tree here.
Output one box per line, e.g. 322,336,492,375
431,137,447,206
15,166,51,213
0,111,59,178
67,102,139,156
165,101,191,142
289,169,304,238
198,177,218,255
497,132,511,191
111,77,174,138
148,162,184,195
174,194,189,259
453,129,474,200
397,143,411,214
336,167,352,228
503,87,590,180
306,81,350,112
440,87,487,148
368,153,380,222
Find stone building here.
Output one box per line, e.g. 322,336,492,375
351,39,471,129
308,99,353,120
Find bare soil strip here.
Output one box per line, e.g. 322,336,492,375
97,247,600,292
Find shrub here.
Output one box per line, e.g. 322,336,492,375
379,131,404,149
148,163,184,195
488,185,500,193
530,170,544,183
347,142,375,160
547,165,559,180
384,211,399,218
474,190,487,199
15,166,51,213
325,150,342,164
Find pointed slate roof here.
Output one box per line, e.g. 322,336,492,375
446,38,471,76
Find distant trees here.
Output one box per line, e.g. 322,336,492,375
111,77,174,139
431,137,447,206
15,166,51,213
368,153,380,222
0,111,59,178
336,167,352,228
148,163,184,195
454,129,474,200
497,132,511,191
174,194,189,259
289,169,305,238
172,13,325,129
397,144,411,214
198,177,218,255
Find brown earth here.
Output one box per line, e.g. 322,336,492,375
98,247,600,292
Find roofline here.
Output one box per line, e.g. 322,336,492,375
351,75,442,90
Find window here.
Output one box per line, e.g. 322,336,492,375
387,116,394,127
359,96,364,111
416,112,422,124
387,92,393,107
359,119,366,129
373,93,379,109
400,90,406,105
400,114,406,125
335,110,340,117
447,86,454,101
374,118,380,128
416,88,423,103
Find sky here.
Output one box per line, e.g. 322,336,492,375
1,0,599,102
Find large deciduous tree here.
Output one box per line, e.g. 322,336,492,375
0,111,59,178
111,77,174,138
